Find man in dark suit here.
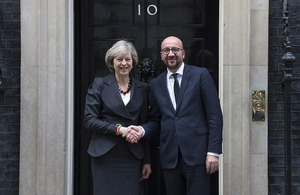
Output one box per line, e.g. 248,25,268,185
128,36,223,195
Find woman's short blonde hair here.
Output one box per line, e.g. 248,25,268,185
105,40,138,72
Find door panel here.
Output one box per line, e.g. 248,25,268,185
94,0,134,26
75,0,219,194
159,1,204,26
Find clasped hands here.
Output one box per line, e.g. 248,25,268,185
118,125,143,143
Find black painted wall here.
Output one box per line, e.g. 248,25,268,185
0,0,20,194
269,0,300,194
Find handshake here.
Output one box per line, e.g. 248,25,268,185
118,125,144,143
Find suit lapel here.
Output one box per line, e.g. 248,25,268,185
101,74,132,120
159,71,176,112
126,78,143,112
176,64,190,112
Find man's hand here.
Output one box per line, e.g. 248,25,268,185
123,125,144,143
206,155,219,174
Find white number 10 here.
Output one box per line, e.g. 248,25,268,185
137,4,158,16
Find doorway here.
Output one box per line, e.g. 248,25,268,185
75,0,219,194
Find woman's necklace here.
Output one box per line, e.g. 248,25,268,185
118,77,132,95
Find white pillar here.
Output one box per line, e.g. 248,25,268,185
219,0,268,194
20,0,74,194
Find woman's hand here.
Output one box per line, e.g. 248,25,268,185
119,126,143,143
140,164,151,180
118,126,129,137
126,126,144,143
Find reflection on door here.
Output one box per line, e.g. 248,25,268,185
75,0,219,194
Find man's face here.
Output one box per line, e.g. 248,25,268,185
160,37,185,73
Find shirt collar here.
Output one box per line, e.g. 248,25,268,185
167,63,185,79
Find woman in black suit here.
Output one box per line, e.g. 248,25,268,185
84,40,151,195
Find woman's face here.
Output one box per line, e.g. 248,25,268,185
113,53,133,77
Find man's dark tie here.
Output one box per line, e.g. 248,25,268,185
172,73,179,103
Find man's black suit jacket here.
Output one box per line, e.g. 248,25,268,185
143,64,223,169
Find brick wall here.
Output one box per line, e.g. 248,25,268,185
0,0,20,194
269,0,300,194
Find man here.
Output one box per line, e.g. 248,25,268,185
128,36,223,195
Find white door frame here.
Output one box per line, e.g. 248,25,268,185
20,0,268,194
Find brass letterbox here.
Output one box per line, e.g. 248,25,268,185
252,90,265,121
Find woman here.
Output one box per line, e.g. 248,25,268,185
84,40,151,195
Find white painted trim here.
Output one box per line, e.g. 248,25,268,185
65,0,74,194
218,0,224,194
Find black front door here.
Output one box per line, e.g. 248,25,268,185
75,0,219,194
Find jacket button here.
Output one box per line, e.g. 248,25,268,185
175,117,178,120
